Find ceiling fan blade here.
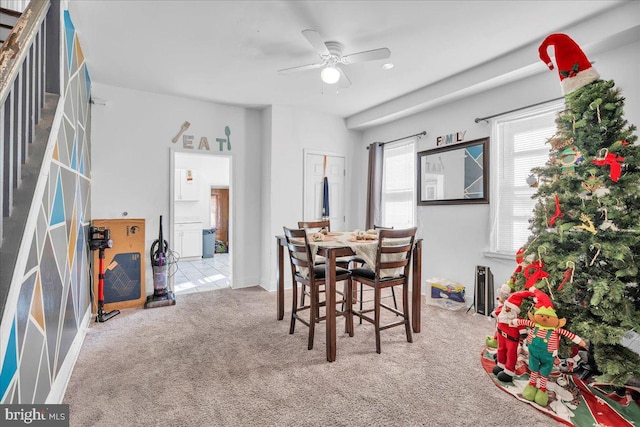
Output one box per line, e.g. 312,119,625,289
338,67,352,88
277,62,324,74
302,29,330,56
342,47,391,64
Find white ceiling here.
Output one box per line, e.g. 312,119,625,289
67,0,626,121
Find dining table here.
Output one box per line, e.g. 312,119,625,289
275,231,423,362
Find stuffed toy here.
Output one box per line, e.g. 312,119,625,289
492,290,532,382
512,289,587,406
486,250,525,349
486,284,514,348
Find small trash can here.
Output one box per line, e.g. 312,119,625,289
202,228,216,258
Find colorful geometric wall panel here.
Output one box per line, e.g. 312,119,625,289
41,233,64,379
55,283,78,377
63,11,74,71
50,172,65,226
31,275,45,331
33,349,51,403
19,321,45,403
26,234,38,273
0,9,92,404
0,321,18,400
16,272,36,354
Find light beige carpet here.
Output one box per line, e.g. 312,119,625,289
63,287,561,426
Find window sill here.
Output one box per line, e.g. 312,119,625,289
482,251,516,261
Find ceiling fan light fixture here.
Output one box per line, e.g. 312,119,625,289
381,62,394,70
321,66,340,84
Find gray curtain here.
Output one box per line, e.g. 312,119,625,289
365,142,383,230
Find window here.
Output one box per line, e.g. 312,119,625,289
489,102,563,256
381,140,416,228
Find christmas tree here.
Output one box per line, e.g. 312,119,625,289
513,34,640,385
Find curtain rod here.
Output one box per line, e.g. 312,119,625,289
474,96,564,123
366,131,427,149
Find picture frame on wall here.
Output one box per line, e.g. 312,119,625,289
417,137,489,205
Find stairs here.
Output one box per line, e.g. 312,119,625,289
0,0,56,317
0,92,58,311
0,7,21,46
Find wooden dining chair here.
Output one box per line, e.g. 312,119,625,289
350,227,417,354
283,227,354,350
297,220,349,307
350,225,398,323
297,219,331,233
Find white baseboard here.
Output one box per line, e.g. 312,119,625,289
46,306,92,404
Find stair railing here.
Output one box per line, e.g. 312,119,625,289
0,0,49,247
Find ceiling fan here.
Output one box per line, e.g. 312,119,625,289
277,29,391,88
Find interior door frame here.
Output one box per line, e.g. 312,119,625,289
302,149,346,228
169,148,234,286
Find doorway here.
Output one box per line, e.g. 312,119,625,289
303,151,346,230
210,188,229,254
171,151,232,294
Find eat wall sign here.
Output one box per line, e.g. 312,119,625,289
171,121,232,152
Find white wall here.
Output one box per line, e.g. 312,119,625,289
260,107,273,293
261,106,361,291
90,83,262,292
358,37,640,299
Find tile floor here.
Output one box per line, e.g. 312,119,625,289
171,253,230,295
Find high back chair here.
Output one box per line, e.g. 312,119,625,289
350,227,417,354
351,225,398,323
297,220,331,233
297,220,349,306
283,227,354,350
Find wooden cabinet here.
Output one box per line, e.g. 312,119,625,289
175,222,202,258
175,169,199,201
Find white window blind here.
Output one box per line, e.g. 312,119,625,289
382,140,416,228
489,102,563,256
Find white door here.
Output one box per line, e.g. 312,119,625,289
304,153,346,230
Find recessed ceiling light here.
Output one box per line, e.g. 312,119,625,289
381,63,394,70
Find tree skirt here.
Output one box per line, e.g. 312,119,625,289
481,347,640,426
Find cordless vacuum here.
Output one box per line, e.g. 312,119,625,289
89,227,120,322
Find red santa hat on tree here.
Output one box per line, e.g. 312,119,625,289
531,288,557,318
503,290,533,314
538,33,600,95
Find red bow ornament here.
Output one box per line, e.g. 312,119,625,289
523,260,549,288
592,153,624,182
557,268,574,292
549,194,564,227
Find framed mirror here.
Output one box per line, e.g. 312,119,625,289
417,137,489,205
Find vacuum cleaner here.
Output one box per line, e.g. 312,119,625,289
145,215,176,308
89,227,121,322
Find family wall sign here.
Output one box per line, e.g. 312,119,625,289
436,130,467,146
171,121,232,152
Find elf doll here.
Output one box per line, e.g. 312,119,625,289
511,289,587,407
486,284,512,348
492,290,532,383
